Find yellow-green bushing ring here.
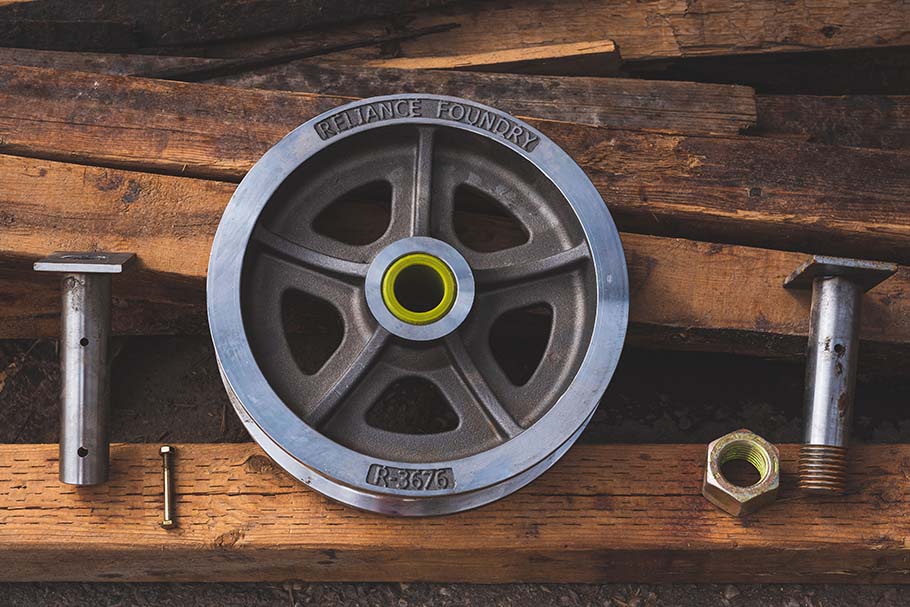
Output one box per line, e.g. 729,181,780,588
381,253,456,325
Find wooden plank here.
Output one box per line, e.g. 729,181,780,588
0,442,908,583
0,65,907,262
0,47,216,75
0,51,757,136
209,62,756,135
361,39,621,75
1,155,907,360
625,46,910,97
756,94,910,150
0,19,140,51
0,0,454,49
190,0,910,67
136,23,461,82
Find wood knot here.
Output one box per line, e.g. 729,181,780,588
213,528,243,549
244,454,277,475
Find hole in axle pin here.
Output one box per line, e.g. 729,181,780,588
77,447,88,457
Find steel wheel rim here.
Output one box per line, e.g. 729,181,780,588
208,95,629,515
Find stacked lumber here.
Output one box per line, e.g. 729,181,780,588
0,0,908,584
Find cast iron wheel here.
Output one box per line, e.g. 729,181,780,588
208,95,628,515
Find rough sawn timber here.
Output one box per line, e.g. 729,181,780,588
187,0,910,67
0,155,907,363
0,65,907,262
0,443,908,583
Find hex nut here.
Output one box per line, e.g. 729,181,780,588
702,429,780,517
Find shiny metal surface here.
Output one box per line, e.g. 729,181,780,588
35,251,134,485
60,273,112,485
160,445,176,529
365,237,474,341
34,252,134,274
785,254,897,493
803,277,861,448
208,95,629,515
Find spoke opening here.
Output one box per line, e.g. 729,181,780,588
313,180,392,245
452,184,529,252
365,376,460,435
282,289,345,376
489,303,553,386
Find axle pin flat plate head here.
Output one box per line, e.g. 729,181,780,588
784,255,896,292
34,252,135,274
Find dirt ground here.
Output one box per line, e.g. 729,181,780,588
1,336,908,606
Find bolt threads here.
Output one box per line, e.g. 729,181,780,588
799,444,847,494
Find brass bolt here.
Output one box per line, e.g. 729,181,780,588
160,445,176,529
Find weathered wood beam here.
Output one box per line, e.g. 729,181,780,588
0,443,908,583
136,23,461,82
0,65,906,262
0,0,455,49
1,155,907,360
209,62,755,135
0,47,217,74
188,0,910,68
756,94,910,150
8,51,909,152
0,18,140,51
0,51,757,135
360,39,621,75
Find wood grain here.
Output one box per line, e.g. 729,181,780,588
756,94,910,150
0,442,908,583
191,0,910,67
0,0,454,49
0,47,217,74
0,65,907,262
363,39,621,75
0,50,757,135
209,62,756,135
1,155,908,360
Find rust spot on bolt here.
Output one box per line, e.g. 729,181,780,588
838,391,850,415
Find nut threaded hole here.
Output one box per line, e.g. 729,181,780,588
718,440,771,487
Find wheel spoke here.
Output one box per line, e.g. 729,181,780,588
253,225,369,279
457,269,593,430
306,327,391,427
240,251,377,423
474,242,589,288
444,332,523,438
411,126,435,236
317,341,504,460
388,126,437,238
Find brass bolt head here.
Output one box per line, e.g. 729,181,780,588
702,429,779,517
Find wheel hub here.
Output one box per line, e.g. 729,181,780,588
366,237,474,341
382,253,455,324
207,95,629,516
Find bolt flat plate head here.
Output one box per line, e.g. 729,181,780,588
784,255,897,292
34,252,135,274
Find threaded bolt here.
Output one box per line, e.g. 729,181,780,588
799,444,847,493
784,255,896,495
